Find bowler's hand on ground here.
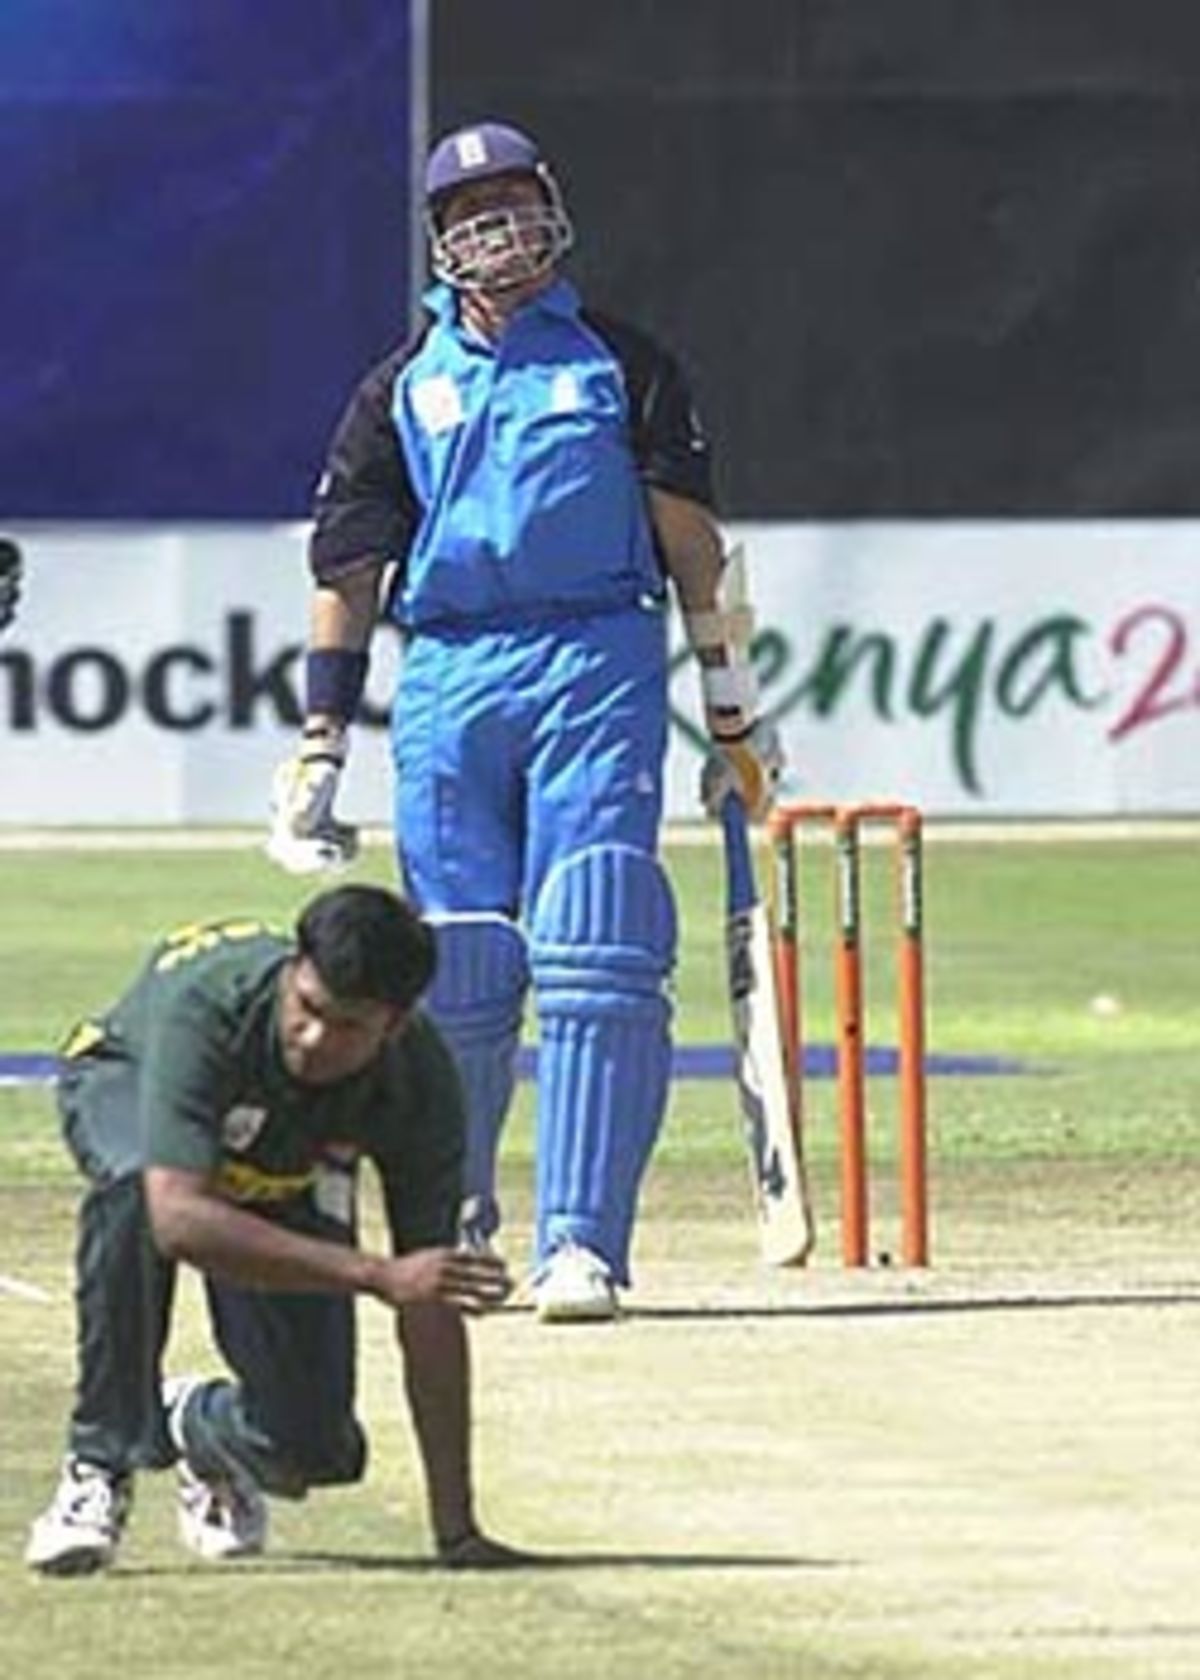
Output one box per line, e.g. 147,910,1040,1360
380,1246,513,1314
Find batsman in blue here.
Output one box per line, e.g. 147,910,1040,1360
271,122,785,1322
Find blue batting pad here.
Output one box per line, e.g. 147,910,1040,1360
423,914,529,1241
530,845,678,1283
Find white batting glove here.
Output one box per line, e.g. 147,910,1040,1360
700,720,785,823
266,728,359,875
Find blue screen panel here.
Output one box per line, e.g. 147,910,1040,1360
0,2,421,518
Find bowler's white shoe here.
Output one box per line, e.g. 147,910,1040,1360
175,1459,268,1561
162,1372,204,1454
25,1457,134,1576
534,1243,619,1324
164,1373,268,1561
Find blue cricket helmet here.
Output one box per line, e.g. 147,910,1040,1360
423,120,574,290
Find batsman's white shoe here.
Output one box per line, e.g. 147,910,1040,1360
25,1456,134,1576
534,1243,619,1324
175,1460,268,1561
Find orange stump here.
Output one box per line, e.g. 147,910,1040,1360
768,801,930,1268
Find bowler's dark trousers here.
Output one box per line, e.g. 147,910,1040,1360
58,1057,367,1495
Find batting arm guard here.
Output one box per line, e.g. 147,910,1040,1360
683,546,760,738
684,549,785,821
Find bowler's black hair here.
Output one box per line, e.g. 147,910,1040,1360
295,885,436,1009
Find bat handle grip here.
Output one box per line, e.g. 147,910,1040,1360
721,793,757,914
720,789,747,841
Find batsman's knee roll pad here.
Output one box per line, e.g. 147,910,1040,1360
530,844,677,1007
424,914,529,1040
422,915,529,1238
530,846,678,1280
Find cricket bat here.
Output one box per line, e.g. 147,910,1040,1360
721,792,815,1266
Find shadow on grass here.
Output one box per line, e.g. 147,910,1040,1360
630,1289,1200,1322
115,1549,837,1577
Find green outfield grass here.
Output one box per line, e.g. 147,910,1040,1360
2,832,1197,1161
1,831,1198,1678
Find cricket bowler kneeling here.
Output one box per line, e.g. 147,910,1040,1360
25,885,527,1576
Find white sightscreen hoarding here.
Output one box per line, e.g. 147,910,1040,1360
2,520,1198,824
667,520,1200,819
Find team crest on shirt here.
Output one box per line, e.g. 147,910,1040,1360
411,374,465,435
221,1104,269,1152
550,370,581,413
